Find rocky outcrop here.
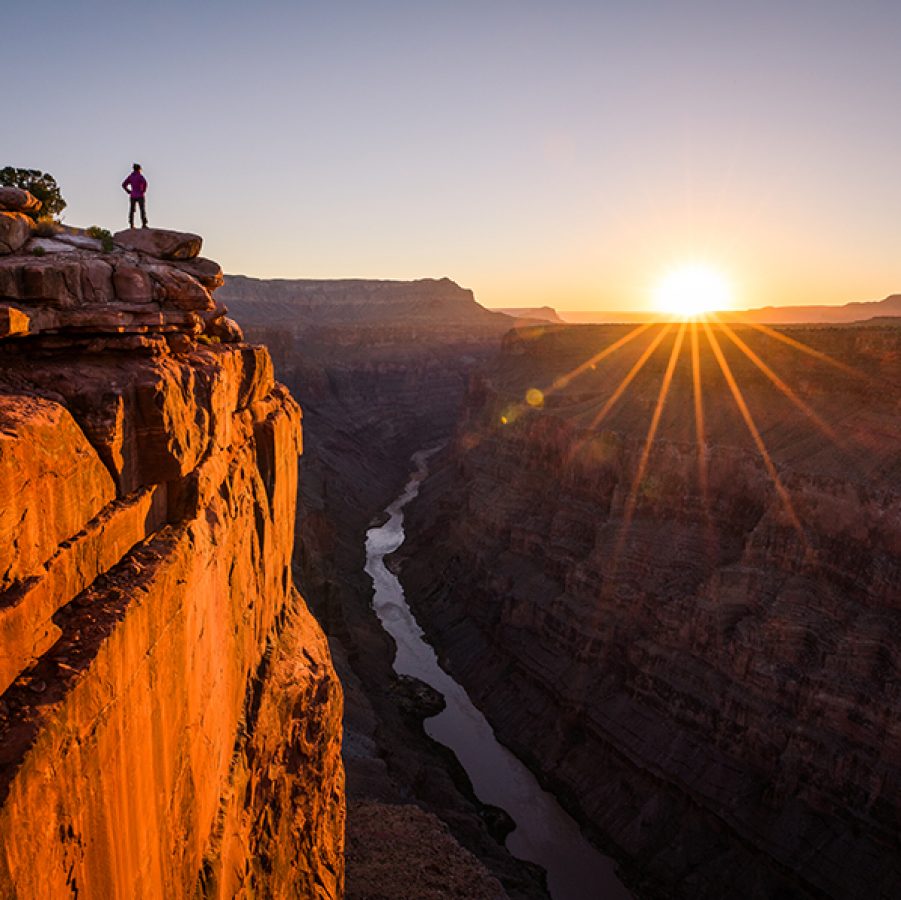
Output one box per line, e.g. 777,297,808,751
399,322,901,898
0,226,235,344
0,229,344,897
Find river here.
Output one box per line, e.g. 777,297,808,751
364,449,631,900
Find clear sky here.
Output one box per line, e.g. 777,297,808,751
6,0,901,311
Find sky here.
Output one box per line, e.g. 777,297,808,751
6,0,901,312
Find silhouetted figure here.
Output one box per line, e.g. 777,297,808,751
122,163,148,228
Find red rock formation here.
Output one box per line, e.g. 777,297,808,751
0,224,344,898
399,322,901,898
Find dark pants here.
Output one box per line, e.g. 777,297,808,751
129,196,147,228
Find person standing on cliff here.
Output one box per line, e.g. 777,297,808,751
122,163,148,229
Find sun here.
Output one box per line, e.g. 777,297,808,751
653,264,734,319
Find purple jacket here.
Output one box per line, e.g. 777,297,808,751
122,172,147,198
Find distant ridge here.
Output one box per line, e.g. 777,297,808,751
561,293,901,324
219,275,510,328
493,306,563,324
723,293,901,324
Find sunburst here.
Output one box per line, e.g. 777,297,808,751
497,295,891,581
653,264,734,319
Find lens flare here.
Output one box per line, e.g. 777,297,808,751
525,388,545,407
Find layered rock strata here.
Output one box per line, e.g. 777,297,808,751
0,215,344,898
399,322,901,898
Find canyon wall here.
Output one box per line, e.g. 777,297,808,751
0,204,344,898
399,321,901,898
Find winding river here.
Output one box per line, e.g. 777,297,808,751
364,450,631,900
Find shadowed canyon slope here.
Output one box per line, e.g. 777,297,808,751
398,321,901,898
0,203,344,898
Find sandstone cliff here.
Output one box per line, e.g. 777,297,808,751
0,194,344,898
399,321,901,898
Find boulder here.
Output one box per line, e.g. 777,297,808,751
170,256,224,290
166,332,194,354
113,228,202,260
146,264,214,311
0,213,34,255
206,315,244,343
112,264,154,303
0,187,41,215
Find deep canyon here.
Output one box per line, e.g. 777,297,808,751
1,179,899,900
222,273,901,898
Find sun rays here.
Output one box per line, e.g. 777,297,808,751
700,319,808,545
612,322,687,563
709,314,841,445
500,309,888,584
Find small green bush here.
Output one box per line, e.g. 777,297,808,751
32,246,46,257
88,226,114,252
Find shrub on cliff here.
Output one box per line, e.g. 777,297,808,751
87,225,114,251
0,167,66,220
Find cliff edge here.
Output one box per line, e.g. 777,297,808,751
0,191,344,898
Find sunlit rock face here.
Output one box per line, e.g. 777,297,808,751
0,226,344,898
399,322,901,898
